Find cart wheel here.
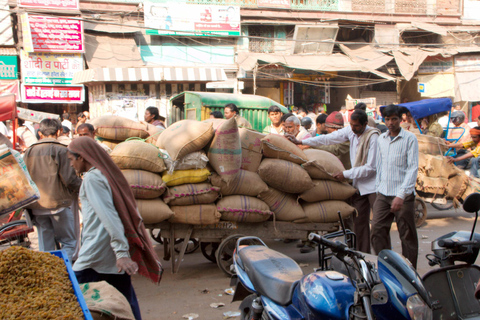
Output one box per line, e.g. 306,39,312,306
216,235,245,276
174,238,200,254
431,202,454,211
201,242,220,263
0,220,31,249
415,198,428,228
149,228,164,244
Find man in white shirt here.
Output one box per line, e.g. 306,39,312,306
61,113,72,138
288,110,380,253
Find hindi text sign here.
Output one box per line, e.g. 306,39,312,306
28,16,83,53
21,51,83,85
22,85,84,103
17,0,79,10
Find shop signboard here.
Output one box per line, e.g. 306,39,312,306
257,0,291,9
20,51,83,85
21,84,84,103
455,55,480,72
145,2,240,36
0,80,20,101
418,56,454,74
22,15,83,53
0,56,18,80
17,0,79,10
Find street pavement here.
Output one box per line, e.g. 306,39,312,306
25,204,480,319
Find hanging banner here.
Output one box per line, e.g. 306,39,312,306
0,80,20,101
0,56,18,80
17,0,79,10
418,56,454,74
25,15,83,53
455,55,480,72
145,2,240,36
22,85,84,103
20,51,83,85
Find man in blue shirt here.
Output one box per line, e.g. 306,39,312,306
372,104,419,268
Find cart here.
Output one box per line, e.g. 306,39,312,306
147,220,339,275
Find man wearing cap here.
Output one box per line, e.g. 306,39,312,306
447,126,480,178
288,110,380,253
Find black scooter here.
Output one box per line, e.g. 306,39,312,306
422,192,480,320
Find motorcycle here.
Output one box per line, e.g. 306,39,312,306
232,232,432,320
422,192,480,320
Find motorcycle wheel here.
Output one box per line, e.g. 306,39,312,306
414,198,428,228
240,294,270,320
216,234,245,276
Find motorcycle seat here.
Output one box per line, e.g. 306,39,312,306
238,245,303,306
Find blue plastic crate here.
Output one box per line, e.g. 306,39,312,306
49,250,93,320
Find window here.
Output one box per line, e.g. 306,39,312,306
248,25,274,53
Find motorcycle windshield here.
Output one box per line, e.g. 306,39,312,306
377,250,431,310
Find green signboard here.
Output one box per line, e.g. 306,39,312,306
0,56,18,79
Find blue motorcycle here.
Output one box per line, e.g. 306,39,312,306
232,233,432,320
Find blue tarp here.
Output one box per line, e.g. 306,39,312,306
381,98,452,120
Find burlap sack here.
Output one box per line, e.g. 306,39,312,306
258,187,306,221
302,149,346,180
461,177,480,201
90,115,149,140
217,195,273,223
142,121,164,144
425,154,460,179
261,134,308,164
239,128,265,172
96,137,122,151
418,152,427,174
161,168,210,187
111,140,166,173
156,120,214,161
299,180,357,202
207,117,242,183
80,281,135,320
210,170,268,196
416,172,447,195
163,150,209,172
202,118,227,131
121,169,166,199
137,198,174,224
296,201,355,223
415,134,448,156
163,182,220,206
258,158,314,194
169,204,221,225
446,172,470,199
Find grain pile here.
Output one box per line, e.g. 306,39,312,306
0,247,83,319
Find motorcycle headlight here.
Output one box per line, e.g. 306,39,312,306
407,294,432,320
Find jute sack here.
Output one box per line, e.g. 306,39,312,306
418,152,427,174
239,128,265,172
90,115,149,140
446,172,470,199
163,182,220,206
296,201,355,223
136,198,174,224
258,158,314,194
121,169,166,199
162,149,209,172
258,187,306,221
207,117,242,183
210,170,268,196
162,168,210,187
261,134,308,164
169,204,221,225
217,195,273,223
461,177,480,201
202,118,227,131
156,120,214,161
415,134,448,156
425,154,460,179
142,121,164,144
302,149,345,180
111,140,166,173
299,180,357,202
95,137,122,151
416,172,447,195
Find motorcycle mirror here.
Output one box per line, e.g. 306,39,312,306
463,193,480,213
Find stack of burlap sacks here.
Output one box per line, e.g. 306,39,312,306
91,115,357,226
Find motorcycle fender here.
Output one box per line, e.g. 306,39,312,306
232,279,252,302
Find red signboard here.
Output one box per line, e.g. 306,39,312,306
17,0,79,10
0,80,20,101
257,0,291,8
28,16,83,53
22,85,84,103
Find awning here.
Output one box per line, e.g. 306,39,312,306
0,94,16,122
339,42,393,70
392,49,429,81
84,21,140,33
455,72,480,102
84,34,144,69
237,52,396,80
72,67,228,84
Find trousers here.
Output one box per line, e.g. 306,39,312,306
350,193,377,253
371,193,418,268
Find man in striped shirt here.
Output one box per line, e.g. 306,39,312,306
371,104,419,268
